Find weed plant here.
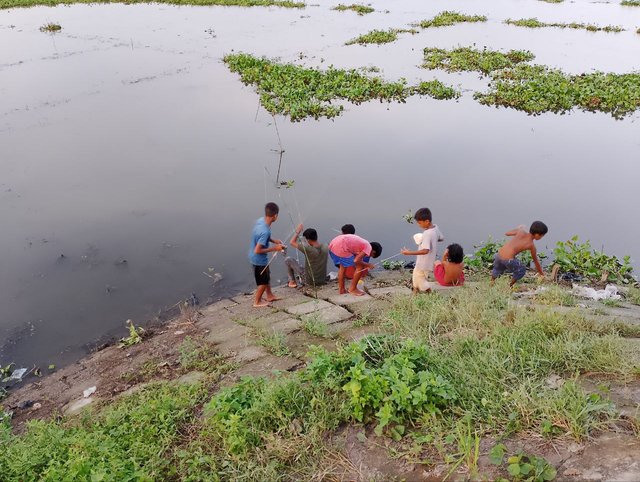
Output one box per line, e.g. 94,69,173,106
422,47,535,75
39,22,61,32
552,236,634,283
224,53,457,120
252,327,291,356
332,3,373,15
417,11,487,29
626,287,640,305
2,0,303,8
303,316,332,338
505,18,624,33
345,28,417,45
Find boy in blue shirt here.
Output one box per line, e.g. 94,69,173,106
249,202,285,307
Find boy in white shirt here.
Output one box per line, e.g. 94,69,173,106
401,207,443,293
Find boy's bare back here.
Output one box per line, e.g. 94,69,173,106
498,227,535,260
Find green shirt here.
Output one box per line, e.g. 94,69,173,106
297,242,328,286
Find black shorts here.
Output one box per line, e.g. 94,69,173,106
253,264,270,286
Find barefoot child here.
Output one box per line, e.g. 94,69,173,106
492,221,548,286
434,243,465,286
328,234,382,296
401,208,444,293
249,202,286,307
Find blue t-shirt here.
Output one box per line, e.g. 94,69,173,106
249,217,271,266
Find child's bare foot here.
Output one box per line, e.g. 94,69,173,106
348,288,366,297
287,280,297,288
266,296,282,302
253,301,272,308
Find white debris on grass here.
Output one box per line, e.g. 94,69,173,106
572,284,621,301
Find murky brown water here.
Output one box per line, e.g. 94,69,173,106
1,0,639,371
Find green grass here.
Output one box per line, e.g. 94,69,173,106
224,53,459,120
621,0,640,5
345,28,417,45
422,46,535,75
2,280,639,480
303,316,332,338
2,0,303,8
533,285,577,307
253,327,291,356
627,287,640,305
332,3,373,15
0,382,206,480
505,18,624,33
417,10,487,29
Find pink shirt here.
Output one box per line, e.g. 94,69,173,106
328,234,372,258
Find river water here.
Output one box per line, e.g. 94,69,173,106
1,0,639,370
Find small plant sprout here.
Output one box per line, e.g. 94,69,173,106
402,210,414,224
119,319,145,348
39,23,61,33
279,180,295,188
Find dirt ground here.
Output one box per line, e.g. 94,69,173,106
2,271,640,481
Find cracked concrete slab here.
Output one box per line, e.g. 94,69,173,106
301,305,352,324
286,299,334,315
326,292,373,305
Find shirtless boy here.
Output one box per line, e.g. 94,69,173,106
434,243,465,286
492,221,548,286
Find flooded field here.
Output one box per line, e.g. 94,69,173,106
1,0,639,370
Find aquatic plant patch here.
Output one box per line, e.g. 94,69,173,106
422,47,535,75
414,80,461,100
1,0,304,9
345,28,417,45
416,11,487,29
505,18,624,33
550,236,635,283
478,65,640,119
332,3,373,15
539,0,564,3
621,0,640,5
224,53,458,120
39,22,61,32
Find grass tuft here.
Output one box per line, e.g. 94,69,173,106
345,28,417,45
505,17,624,33
252,328,291,356
332,3,373,15
39,22,61,32
417,11,487,29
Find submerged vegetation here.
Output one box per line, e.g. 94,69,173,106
416,10,487,29
331,3,373,15
422,46,640,118
345,28,417,45
224,53,458,120
505,18,625,33
2,0,304,9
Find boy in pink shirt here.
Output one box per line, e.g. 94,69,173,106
328,234,382,296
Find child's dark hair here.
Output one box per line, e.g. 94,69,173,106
265,202,279,217
414,208,432,222
447,244,464,264
341,224,355,235
303,228,318,241
370,242,382,258
529,221,548,236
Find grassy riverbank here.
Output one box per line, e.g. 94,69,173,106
2,276,639,481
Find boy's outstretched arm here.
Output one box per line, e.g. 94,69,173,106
530,245,544,276
254,243,285,255
289,224,303,249
401,247,429,256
